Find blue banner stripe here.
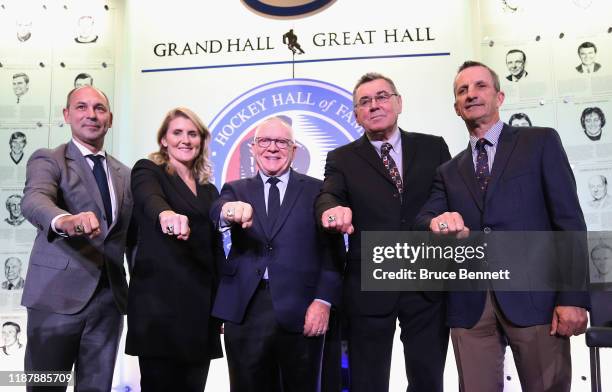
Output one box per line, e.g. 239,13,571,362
141,52,451,73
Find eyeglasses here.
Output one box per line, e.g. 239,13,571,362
253,137,293,149
355,92,399,108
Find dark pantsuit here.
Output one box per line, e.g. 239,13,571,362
138,357,210,392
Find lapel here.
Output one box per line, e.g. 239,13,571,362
269,169,304,240
65,141,108,233
457,143,484,212
246,174,269,238
163,165,209,219
353,134,395,187
400,129,417,193
106,154,125,232
484,124,519,205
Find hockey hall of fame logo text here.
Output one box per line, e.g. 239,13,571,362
209,78,364,186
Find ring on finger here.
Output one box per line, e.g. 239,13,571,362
225,208,235,218
167,224,174,234
438,222,448,230
75,224,84,234
327,215,336,224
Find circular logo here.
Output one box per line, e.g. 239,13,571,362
242,0,336,17
209,78,363,186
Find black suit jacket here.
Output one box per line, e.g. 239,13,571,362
126,159,223,361
316,129,451,316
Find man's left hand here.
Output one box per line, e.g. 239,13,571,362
550,306,588,337
303,300,330,337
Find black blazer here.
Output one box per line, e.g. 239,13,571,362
125,159,223,362
315,130,451,316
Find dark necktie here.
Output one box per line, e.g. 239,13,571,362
7,283,13,290
267,177,280,229
475,138,491,192
87,155,113,226
381,142,403,195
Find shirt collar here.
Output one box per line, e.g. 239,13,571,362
72,138,106,158
469,120,503,151
258,168,291,184
368,126,401,153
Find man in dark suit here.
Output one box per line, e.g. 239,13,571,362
505,49,528,82
211,116,342,392
316,72,451,392
21,86,132,392
576,41,602,74
415,61,589,391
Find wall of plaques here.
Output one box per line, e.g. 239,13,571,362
0,0,117,375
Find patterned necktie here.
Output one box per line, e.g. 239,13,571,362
475,138,491,192
267,177,280,229
87,155,113,226
381,142,403,195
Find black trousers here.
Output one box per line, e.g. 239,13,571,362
347,292,449,392
139,356,211,392
224,284,324,392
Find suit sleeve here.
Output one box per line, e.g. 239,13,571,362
314,229,344,306
131,159,174,226
315,149,349,222
540,129,589,309
209,182,240,227
22,149,69,240
413,166,450,231
206,184,226,279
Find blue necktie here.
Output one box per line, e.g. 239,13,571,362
267,177,280,229
475,138,491,193
87,155,113,226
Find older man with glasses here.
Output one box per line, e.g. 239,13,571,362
316,72,451,392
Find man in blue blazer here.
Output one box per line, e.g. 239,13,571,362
210,116,343,392
416,61,589,392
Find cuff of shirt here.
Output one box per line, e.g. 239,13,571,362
50,213,71,237
218,212,232,232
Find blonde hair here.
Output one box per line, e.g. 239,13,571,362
149,107,213,184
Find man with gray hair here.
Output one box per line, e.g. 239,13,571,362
316,72,451,392
1,257,25,290
588,174,611,209
5,194,25,226
211,116,343,391
416,60,588,391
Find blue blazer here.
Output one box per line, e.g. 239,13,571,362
416,125,589,328
210,170,343,333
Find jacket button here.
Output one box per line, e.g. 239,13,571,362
256,269,262,275
483,227,492,234
266,244,273,251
